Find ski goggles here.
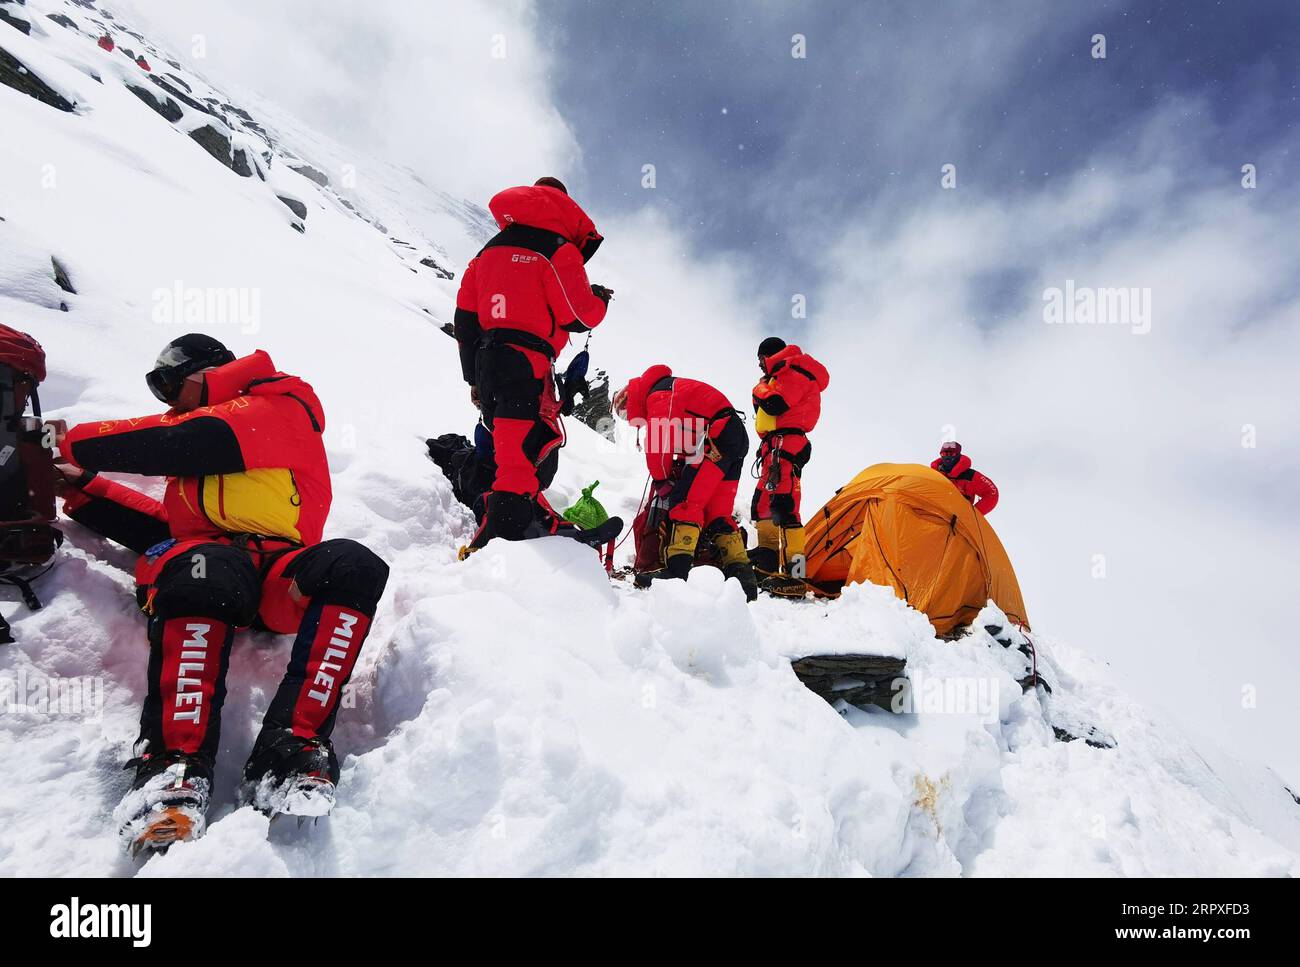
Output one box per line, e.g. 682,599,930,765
940,442,961,456
146,350,234,403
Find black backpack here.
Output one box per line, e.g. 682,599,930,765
0,324,61,643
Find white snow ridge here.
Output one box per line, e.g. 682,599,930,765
1,0,1298,877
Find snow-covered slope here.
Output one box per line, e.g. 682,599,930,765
2,0,1298,876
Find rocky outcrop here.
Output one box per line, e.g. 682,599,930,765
0,6,31,34
290,163,328,187
189,123,234,167
126,83,182,122
419,256,455,280
51,256,75,294
0,46,74,111
277,195,307,219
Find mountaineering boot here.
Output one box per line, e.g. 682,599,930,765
712,528,759,602
781,525,807,578
748,519,781,577
466,490,536,552
633,521,699,588
239,728,340,818
115,751,213,857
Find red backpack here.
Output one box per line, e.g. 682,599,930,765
0,324,60,643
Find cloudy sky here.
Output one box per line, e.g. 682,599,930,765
117,0,1300,782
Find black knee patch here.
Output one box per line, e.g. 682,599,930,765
152,543,261,626
703,518,737,538
769,493,800,527
285,539,389,614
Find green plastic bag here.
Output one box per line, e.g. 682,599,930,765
562,481,610,530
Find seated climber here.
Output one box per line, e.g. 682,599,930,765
56,334,389,855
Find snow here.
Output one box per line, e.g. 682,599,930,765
2,0,1299,876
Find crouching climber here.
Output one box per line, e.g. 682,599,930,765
931,441,998,515
749,337,829,586
56,334,389,855
613,365,758,602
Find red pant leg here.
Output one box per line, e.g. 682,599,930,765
667,458,724,527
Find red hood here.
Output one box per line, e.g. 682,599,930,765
765,344,829,389
488,185,603,253
623,363,673,422
196,350,325,428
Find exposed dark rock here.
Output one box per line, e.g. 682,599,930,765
790,654,909,712
419,256,455,280
51,256,75,294
222,102,254,123
439,322,455,338
290,163,328,187
572,370,614,440
163,71,189,92
0,7,31,34
126,83,182,122
188,123,233,167
277,195,307,219
0,46,74,111
46,14,76,29
290,221,304,234
231,146,253,178
149,74,216,117
339,198,357,212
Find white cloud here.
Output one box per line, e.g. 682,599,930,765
111,0,580,201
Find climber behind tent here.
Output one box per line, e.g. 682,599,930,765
612,365,759,602
55,334,389,855
931,441,998,515
453,176,614,550
749,337,829,584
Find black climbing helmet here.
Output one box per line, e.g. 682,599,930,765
146,333,235,403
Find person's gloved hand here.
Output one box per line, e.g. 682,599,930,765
470,385,481,410
53,460,95,498
591,283,614,305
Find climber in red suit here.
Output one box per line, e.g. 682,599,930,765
749,337,829,580
613,364,758,601
931,441,999,515
453,176,612,548
57,334,389,854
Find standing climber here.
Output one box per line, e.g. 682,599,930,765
453,176,613,549
57,334,389,854
931,441,999,515
612,364,758,601
749,338,829,583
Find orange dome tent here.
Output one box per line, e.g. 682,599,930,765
803,463,1028,634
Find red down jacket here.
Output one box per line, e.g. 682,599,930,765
454,184,608,368
61,351,332,546
752,344,829,436
931,454,999,515
622,364,739,481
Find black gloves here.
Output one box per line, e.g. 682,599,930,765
591,283,614,305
